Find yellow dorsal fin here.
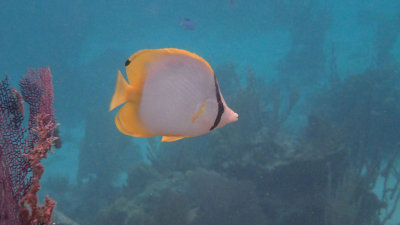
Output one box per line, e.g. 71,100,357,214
125,48,213,86
161,135,185,142
192,99,208,122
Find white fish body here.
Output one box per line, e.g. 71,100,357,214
109,48,238,142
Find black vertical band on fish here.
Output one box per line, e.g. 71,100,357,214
210,74,224,131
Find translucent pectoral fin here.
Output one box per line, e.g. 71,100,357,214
192,99,208,123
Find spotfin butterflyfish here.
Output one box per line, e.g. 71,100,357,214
109,48,238,142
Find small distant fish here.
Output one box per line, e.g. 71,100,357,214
109,48,238,142
180,18,195,30
230,0,236,5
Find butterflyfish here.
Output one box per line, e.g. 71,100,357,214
109,48,238,142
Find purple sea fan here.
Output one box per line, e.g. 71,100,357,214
0,76,30,225
0,67,57,225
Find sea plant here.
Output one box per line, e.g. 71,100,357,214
0,67,58,225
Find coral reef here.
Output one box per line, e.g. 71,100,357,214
187,168,266,225
95,167,266,225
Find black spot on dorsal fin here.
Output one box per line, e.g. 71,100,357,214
125,59,131,66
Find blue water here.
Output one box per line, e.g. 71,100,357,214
1,0,400,224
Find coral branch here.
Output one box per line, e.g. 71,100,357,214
19,114,58,225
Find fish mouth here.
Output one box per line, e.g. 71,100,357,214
233,113,239,121
230,111,239,122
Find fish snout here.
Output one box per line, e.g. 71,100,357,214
217,108,238,129
230,111,239,123
225,107,238,124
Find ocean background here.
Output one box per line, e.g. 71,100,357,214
1,0,400,224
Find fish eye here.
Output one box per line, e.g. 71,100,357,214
125,59,131,66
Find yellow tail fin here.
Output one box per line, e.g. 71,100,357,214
109,70,129,111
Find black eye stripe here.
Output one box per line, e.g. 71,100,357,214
210,74,224,131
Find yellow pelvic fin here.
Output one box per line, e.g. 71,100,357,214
192,99,208,122
161,136,185,142
115,102,154,137
109,70,140,111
